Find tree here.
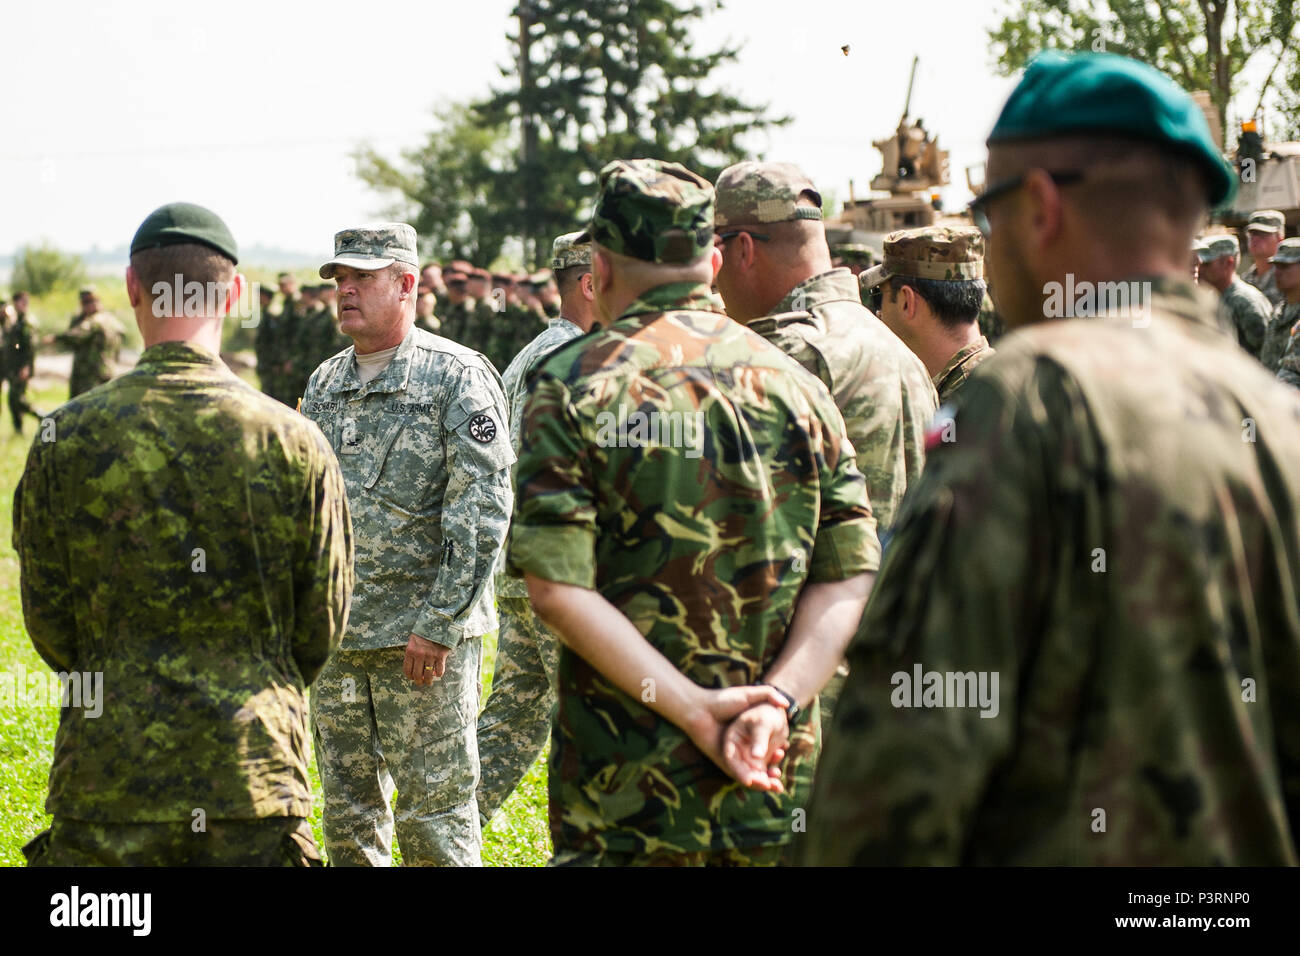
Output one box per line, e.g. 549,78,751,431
10,242,88,296
355,107,515,266
358,0,787,267
988,1,1299,145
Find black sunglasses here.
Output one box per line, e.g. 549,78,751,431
968,169,1085,235
714,229,771,245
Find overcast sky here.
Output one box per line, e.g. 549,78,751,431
1,0,1027,262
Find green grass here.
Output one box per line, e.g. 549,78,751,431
0,382,550,866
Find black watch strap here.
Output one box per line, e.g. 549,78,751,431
763,682,800,721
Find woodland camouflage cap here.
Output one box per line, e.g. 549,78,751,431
579,159,715,264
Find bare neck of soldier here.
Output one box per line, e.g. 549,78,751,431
140,314,224,355
920,316,983,379
352,313,412,355
1252,256,1274,277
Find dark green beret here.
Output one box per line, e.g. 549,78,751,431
130,202,239,264
988,51,1236,207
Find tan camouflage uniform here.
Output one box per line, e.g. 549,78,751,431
714,165,937,730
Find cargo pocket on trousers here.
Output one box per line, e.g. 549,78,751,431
417,640,482,813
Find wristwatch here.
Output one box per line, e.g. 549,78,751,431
763,682,800,722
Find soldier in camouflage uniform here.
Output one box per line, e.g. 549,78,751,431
1268,239,1300,386
302,222,513,866
253,284,284,401
15,202,353,866
476,232,597,826
439,266,476,347
3,291,43,433
51,287,125,398
805,51,1300,865
1258,238,1300,374
711,161,937,730
1244,209,1286,310
510,159,880,866
1195,235,1271,359
863,226,995,404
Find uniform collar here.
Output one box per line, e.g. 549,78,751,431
325,325,418,396
135,340,224,370
616,281,726,324
775,268,861,314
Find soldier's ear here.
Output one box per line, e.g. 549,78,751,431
580,271,596,303
125,266,143,309
709,246,723,281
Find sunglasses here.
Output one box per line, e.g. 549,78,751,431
968,169,1085,236
714,229,771,246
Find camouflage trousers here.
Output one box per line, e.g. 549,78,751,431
4,376,39,433
312,642,483,867
23,816,321,866
476,595,559,825
550,843,786,867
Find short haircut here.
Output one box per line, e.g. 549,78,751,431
554,264,588,297
130,242,235,303
887,275,986,328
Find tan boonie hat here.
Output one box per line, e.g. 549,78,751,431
1269,237,1300,265
1197,235,1238,262
860,226,984,290
714,161,823,228
1245,209,1285,234
550,231,592,270
320,222,418,279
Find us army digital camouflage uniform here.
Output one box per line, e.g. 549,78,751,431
1278,326,1300,389
1244,263,1284,310
803,278,1300,865
55,310,125,397
512,281,881,865
301,324,513,866
14,340,353,866
475,313,584,824
933,335,995,404
1216,273,1272,359
1261,300,1300,374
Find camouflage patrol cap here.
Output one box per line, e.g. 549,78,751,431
1196,235,1238,262
551,231,592,270
1269,237,1300,265
713,161,823,228
131,202,239,264
832,243,877,265
1246,209,1286,234
860,226,984,290
319,222,418,279
579,159,715,264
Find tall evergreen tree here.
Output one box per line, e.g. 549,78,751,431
359,1,785,267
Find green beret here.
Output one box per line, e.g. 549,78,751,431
579,159,714,264
130,202,239,264
988,51,1236,207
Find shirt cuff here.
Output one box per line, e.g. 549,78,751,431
411,610,466,649
509,524,597,589
809,517,881,583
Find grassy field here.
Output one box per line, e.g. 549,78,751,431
0,381,551,866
